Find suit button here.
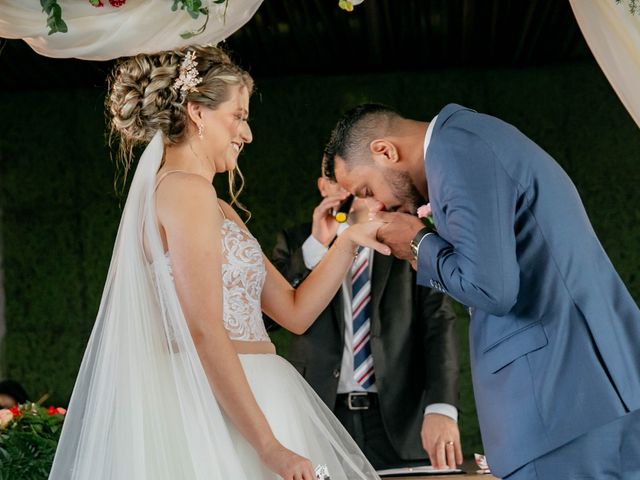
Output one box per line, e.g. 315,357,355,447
332,368,340,378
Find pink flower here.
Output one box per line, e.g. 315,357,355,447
47,406,67,416
0,409,13,428
417,203,432,218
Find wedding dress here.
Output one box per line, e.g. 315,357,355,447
49,131,379,479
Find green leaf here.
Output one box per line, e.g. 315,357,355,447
179,4,210,38
40,0,68,35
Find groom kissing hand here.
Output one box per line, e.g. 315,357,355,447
323,103,640,480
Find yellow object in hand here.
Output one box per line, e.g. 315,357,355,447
335,212,348,223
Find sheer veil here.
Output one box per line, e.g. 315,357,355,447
49,131,251,479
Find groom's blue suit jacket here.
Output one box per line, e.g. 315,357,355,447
417,104,640,477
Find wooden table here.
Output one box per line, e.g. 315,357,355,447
386,459,498,480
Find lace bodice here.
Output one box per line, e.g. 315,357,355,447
162,219,270,342
218,219,270,341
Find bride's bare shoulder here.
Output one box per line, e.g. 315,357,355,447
156,170,214,192
155,172,220,223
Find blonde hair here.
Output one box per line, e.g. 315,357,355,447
107,45,254,215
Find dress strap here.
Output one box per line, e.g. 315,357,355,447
217,203,227,220
154,169,192,191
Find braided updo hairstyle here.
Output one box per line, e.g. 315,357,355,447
107,45,254,211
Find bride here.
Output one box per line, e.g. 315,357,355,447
49,45,387,480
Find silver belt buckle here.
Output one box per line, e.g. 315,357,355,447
347,391,368,410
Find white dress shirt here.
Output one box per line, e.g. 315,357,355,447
301,211,457,421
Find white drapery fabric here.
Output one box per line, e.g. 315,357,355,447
0,0,263,60
569,0,640,129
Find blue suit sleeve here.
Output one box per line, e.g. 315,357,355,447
417,130,520,316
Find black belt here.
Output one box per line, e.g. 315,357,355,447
336,392,378,411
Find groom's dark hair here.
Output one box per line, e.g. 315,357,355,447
323,103,401,182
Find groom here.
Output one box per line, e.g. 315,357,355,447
322,103,640,479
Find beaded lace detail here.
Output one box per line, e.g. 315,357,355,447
219,220,269,341
162,219,270,342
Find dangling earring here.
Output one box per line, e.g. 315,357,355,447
198,123,204,138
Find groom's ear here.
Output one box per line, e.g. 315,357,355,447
370,139,399,167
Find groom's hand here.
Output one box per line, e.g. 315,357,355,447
371,211,425,261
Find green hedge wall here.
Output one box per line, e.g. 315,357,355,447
1,62,639,457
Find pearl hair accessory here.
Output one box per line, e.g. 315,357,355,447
173,50,202,101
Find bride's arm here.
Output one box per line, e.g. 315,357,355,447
260,229,387,334
218,202,389,335
156,175,314,478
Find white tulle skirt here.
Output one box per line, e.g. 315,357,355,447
231,354,380,480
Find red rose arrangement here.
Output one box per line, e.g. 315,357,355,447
89,0,127,7
0,402,67,478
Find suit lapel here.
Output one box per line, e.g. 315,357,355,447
331,287,346,338
370,252,394,336
319,227,346,338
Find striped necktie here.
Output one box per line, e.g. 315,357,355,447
351,247,376,389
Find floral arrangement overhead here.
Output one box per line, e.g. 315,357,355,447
0,402,67,479
41,0,227,35
38,0,370,37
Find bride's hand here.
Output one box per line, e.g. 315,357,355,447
339,219,391,256
259,440,317,480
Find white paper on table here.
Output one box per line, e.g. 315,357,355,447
377,465,464,477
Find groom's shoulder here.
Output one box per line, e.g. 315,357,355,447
434,104,514,144
435,103,478,129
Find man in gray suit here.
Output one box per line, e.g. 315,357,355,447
323,103,640,479
271,174,461,470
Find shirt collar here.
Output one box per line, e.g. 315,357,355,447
423,114,438,160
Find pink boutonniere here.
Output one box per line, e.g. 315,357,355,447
417,203,436,230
